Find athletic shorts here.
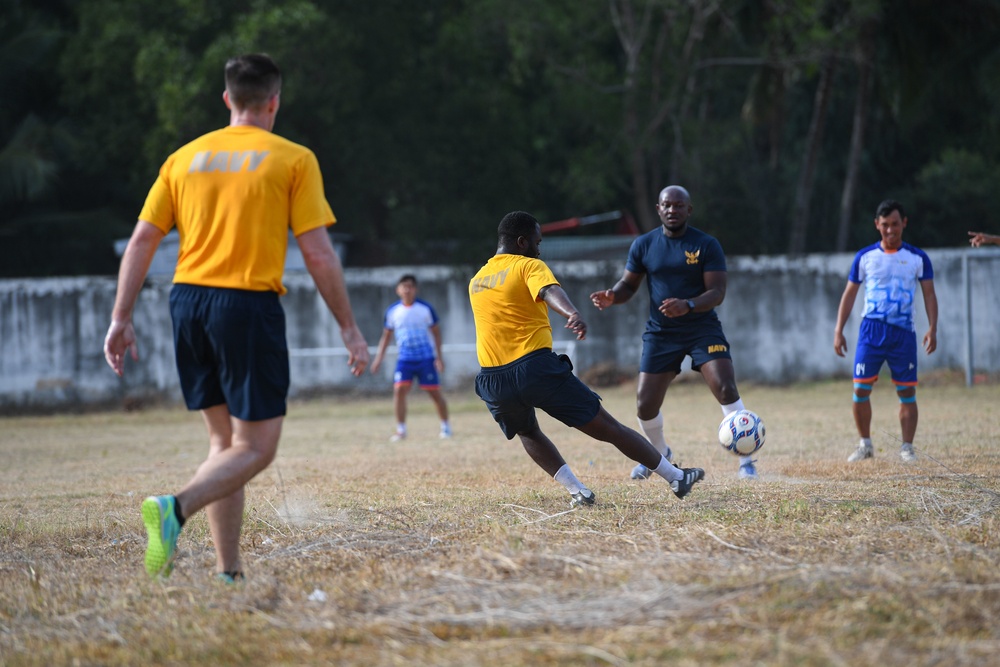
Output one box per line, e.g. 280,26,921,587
475,349,601,440
169,283,289,421
640,320,733,374
853,318,918,386
394,358,440,389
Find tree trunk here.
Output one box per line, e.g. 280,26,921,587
788,53,837,255
836,34,874,252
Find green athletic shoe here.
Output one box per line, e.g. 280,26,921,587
216,571,246,585
141,495,181,577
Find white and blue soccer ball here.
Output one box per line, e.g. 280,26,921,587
718,410,765,456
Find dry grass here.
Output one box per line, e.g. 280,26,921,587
2,375,1000,666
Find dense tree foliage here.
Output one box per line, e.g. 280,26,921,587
2,0,998,276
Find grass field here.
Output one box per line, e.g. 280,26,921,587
2,375,1000,666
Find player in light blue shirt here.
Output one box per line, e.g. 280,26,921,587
834,200,938,463
371,275,451,440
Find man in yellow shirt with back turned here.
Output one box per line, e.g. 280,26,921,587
104,54,369,582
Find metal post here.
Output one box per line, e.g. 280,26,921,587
964,253,973,387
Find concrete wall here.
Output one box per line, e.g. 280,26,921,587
2,248,998,411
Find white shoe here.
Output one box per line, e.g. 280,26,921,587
389,432,406,442
900,443,916,462
738,460,758,480
847,442,873,462
439,425,452,439
630,464,652,480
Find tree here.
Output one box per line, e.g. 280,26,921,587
0,3,65,214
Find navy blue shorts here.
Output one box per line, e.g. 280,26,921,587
475,349,601,440
640,321,732,374
853,318,918,386
394,358,440,389
169,284,289,421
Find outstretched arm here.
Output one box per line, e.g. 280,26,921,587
833,281,860,357
590,268,644,310
104,220,165,377
540,284,587,340
298,227,370,376
920,279,938,354
969,231,1000,247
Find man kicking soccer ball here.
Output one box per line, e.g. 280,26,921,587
468,210,704,506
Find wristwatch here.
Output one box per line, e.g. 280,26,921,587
685,299,695,312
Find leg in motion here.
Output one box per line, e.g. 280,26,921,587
576,408,704,499
702,359,757,479
517,424,594,507
632,371,674,480
173,409,282,575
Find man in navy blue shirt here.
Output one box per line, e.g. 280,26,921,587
591,185,760,480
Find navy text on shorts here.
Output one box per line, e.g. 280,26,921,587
640,319,732,374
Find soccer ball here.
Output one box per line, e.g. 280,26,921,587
718,410,765,456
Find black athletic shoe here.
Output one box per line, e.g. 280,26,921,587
670,468,705,499
570,489,596,508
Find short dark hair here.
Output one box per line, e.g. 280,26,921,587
224,54,282,110
875,199,905,219
498,211,539,245
398,274,417,285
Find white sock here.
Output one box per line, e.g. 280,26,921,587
721,399,745,417
440,420,450,430
652,456,682,482
553,464,584,494
638,413,670,456
723,400,750,466
861,437,872,447
396,423,406,435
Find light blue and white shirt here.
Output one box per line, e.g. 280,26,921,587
383,299,439,361
848,242,933,332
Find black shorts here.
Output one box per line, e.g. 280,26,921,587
640,321,732,374
169,284,289,421
475,349,601,439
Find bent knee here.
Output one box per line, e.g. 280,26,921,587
895,385,916,403
716,386,740,405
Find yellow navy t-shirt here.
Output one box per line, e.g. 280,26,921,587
139,125,334,294
469,253,559,367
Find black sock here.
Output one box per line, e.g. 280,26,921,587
173,496,186,527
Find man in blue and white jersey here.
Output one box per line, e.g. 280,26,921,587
371,275,451,440
834,199,938,463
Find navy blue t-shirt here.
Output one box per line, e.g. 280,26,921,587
626,225,727,333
